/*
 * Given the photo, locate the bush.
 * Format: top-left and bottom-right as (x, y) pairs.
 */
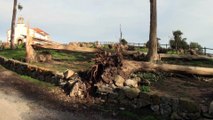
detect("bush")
(158, 48), (168, 53)
(127, 45), (135, 51)
(169, 30), (189, 50)
(189, 42), (203, 53)
(17, 43), (26, 49)
(120, 39), (128, 45)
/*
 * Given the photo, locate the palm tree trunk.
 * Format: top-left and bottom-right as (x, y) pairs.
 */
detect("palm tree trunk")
(10, 0), (18, 49)
(146, 0), (158, 62)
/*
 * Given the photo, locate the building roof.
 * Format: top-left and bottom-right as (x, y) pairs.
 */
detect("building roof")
(32, 28), (49, 36)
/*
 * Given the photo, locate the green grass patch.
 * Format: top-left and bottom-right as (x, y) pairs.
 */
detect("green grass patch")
(135, 47), (148, 52)
(38, 50), (95, 62)
(0, 48), (95, 72)
(0, 48), (25, 60)
(0, 48), (95, 62)
(20, 75), (55, 89)
(162, 58), (213, 68)
(136, 72), (165, 83)
(140, 85), (150, 93)
(167, 50), (178, 55)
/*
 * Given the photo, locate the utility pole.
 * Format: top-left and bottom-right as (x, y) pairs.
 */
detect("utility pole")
(119, 24), (123, 41)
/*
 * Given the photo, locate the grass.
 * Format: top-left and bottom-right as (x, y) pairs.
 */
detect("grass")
(0, 48), (95, 72)
(37, 49), (95, 62)
(167, 50), (178, 55)
(162, 58), (213, 68)
(140, 85), (150, 93)
(0, 48), (25, 61)
(20, 75), (55, 89)
(135, 47), (148, 52)
(136, 72), (165, 83)
(0, 48), (95, 62)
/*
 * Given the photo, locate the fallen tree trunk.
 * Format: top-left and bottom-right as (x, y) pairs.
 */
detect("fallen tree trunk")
(122, 60), (213, 76)
(159, 54), (213, 60)
(32, 43), (97, 53)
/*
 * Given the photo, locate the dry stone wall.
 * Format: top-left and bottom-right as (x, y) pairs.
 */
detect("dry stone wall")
(100, 89), (203, 120)
(0, 56), (63, 85)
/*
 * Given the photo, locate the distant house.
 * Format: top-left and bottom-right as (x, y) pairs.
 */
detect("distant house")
(7, 16), (51, 45)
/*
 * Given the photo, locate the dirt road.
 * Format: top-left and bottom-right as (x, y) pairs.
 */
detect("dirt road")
(0, 66), (114, 120)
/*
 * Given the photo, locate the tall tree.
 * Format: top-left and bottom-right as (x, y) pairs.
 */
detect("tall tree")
(169, 30), (189, 51)
(146, 0), (158, 62)
(10, 0), (18, 49)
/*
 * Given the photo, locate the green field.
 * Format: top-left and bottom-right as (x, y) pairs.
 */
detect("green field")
(0, 48), (95, 72)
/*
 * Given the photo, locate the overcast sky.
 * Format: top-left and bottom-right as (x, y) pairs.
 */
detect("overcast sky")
(1, 0), (213, 49)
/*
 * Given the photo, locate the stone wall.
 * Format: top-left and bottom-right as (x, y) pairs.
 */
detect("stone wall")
(0, 56), (63, 85)
(99, 87), (212, 120)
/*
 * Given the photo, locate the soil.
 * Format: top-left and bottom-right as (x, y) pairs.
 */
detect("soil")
(0, 65), (117, 120)
(151, 75), (213, 105)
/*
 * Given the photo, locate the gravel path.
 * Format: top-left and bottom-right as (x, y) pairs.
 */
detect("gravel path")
(0, 89), (84, 120)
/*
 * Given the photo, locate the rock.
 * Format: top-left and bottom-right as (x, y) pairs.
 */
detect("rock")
(124, 79), (138, 88)
(133, 77), (141, 82)
(122, 87), (140, 99)
(112, 112), (117, 116)
(63, 70), (75, 79)
(141, 79), (151, 86)
(171, 98), (179, 112)
(69, 81), (79, 97)
(179, 98), (200, 113)
(120, 99), (130, 105)
(45, 54), (52, 62)
(160, 103), (172, 117)
(200, 105), (209, 113)
(189, 49), (197, 55)
(151, 105), (160, 113)
(151, 95), (161, 105)
(37, 54), (46, 62)
(116, 89), (126, 102)
(209, 101), (213, 116)
(114, 75), (125, 87)
(97, 85), (114, 94)
(186, 113), (201, 120)
(36, 51), (52, 62)
(171, 112), (182, 120)
(137, 93), (151, 107)
(119, 107), (125, 111)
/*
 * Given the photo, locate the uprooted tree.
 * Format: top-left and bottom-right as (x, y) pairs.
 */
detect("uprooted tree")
(88, 45), (124, 85)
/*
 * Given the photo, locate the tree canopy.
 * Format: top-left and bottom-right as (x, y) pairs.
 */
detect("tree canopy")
(169, 30), (189, 50)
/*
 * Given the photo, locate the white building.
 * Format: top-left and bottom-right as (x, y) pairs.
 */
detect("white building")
(7, 16), (51, 45)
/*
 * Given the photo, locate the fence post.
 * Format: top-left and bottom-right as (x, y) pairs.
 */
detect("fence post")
(204, 47), (207, 55)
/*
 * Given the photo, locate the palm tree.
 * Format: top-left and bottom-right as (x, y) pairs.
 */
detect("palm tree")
(10, 0), (18, 49)
(146, 0), (158, 62)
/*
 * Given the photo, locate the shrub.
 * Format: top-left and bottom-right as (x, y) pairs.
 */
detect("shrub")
(120, 39), (128, 45)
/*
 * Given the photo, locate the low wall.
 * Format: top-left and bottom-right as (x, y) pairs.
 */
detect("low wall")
(107, 92), (201, 120)
(98, 87), (211, 120)
(0, 56), (63, 85)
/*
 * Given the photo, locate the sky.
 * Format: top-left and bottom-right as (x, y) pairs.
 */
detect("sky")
(1, 0), (213, 50)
